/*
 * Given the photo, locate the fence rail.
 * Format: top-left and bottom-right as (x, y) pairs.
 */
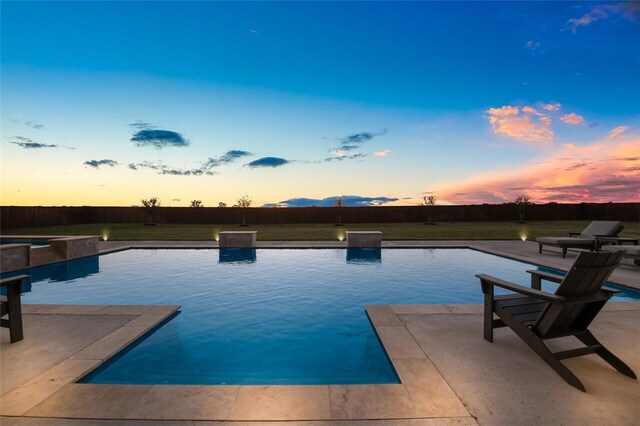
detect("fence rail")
(1, 203), (638, 229)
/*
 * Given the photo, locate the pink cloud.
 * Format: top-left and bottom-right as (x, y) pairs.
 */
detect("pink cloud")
(542, 103), (561, 111)
(486, 105), (554, 144)
(436, 137), (640, 204)
(374, 150), (391, 157)
(560, 113), (585, 125)
(487, 106), (519, 116)
(608, 126), (629, 140)
(567, 3), (640, 33)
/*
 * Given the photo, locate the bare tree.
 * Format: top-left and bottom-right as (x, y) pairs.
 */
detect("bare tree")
(514, 194), (531, 223)
(141, 197), (161, 225)
(234, 195), (253, 208)
(190, 200), (203, 208)
(421, 194), (437, 224)
(334, 197), (345, 226)
(234, 195), (253, 226)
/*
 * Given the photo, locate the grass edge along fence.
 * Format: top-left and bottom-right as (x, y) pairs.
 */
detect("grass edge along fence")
(1, 203), (639, 230)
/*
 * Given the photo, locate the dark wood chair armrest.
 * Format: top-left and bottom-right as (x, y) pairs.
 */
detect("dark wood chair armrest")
(567, 232), (582, 237)
(0, 275), (30, 286)
(476, 274), (566, 302)
(565, 292), (614, 305)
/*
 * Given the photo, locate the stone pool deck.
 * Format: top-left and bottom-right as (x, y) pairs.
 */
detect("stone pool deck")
(2, 240), (639, 425)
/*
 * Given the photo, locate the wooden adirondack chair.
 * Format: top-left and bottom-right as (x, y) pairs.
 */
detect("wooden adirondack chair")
(1, 275), (28, 343)
(477, 251), (636, 391)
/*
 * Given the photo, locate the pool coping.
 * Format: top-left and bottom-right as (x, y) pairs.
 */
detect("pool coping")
(0, 303), (477, 422)
(5, 238), (637, 289)
(0, 305), (180, 417)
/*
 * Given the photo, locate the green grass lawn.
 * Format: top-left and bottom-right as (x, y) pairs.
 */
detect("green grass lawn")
(3, 221), (638, 241)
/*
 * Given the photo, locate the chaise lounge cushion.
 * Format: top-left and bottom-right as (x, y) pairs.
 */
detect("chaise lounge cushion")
(536, 237), (594, 245)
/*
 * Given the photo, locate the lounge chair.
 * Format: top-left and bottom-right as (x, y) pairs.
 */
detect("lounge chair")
(476, 251), (636, 391)
(536, 220), (624, 258)
(1, 275), (28, 343)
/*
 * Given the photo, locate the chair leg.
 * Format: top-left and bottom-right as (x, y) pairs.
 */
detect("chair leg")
(6, 280), (24, 343)
(484, 308), (493, 343)
(538, 243), (542, 254)
(576, 331), (637, 379)
(482, 283), (494, 342)
(562, 247), (567, 258)
(496, 307), (586, 391)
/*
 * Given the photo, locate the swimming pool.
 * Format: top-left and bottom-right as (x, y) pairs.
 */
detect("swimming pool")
(3, 248), (638, 385)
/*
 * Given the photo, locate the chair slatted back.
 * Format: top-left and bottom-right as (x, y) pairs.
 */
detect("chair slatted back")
(534, 251), (624, 338)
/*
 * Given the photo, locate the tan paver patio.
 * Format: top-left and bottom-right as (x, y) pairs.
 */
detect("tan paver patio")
(2, 240), (639, 424)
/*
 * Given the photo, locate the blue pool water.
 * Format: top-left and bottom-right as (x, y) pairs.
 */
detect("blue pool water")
(3, 248), (638, 385)
(0, 239), (49, 246)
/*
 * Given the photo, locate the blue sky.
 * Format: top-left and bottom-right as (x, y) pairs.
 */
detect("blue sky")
(1, 1), (639, 206)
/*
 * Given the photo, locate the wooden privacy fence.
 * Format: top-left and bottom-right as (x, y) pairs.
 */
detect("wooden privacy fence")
(1, 203), (638, 229)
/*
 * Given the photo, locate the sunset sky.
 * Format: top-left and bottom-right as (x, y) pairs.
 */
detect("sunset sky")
(1, 1), (639, 207)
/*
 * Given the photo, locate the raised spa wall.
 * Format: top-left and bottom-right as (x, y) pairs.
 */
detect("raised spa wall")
(346, 231), (383, 248)
(218, 231), (257, 248)
(0, 236), (100, 273)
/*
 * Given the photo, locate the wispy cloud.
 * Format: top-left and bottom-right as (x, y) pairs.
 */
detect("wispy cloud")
(524, 40), (541, 51)
(128, 160), (216, 176)
(161, 168), (215, 176)
(12, 119), (44, 130)
(264, 195), (399, 207)
(334, 129), (387, 152)
(84, 159), (118, 168)
(608, 125), (629, 140)
(246, 157), (290, 168)
(202, 150), (253, 169)
(436, 136), (640, 204)
(560, 113), (585, 125)
(566, 3), (640, 33)
(10, 136), (58, 149)
(374, 150), (391, 157)
(129, 121), (156, 130)
(486, 105), (553, 144)
(324, 152), (366, 162)
(128, 161), (160, 171)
